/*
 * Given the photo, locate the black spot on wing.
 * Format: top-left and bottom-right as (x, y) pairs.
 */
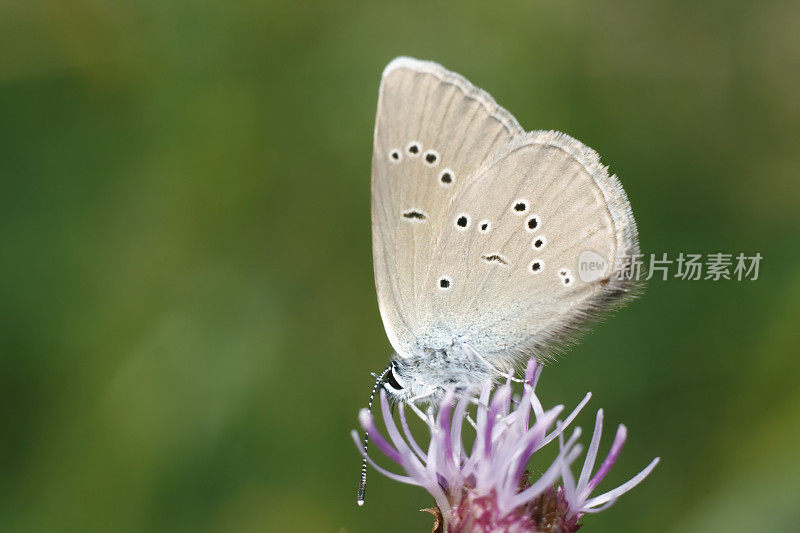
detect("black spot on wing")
(481, 254), (509, 265)
(402, 209), (427, 220)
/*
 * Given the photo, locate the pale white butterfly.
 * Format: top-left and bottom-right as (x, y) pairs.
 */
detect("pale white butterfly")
(357, 57), (639, 504)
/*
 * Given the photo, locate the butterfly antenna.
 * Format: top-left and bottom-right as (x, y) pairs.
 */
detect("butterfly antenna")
(357, 363), (392, 507)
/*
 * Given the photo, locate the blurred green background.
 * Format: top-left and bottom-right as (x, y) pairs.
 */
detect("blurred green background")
(1, 1), (799, 531)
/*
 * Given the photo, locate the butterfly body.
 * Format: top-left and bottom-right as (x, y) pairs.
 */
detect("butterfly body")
(370, 57), (640, 406)
(383, 343), (507, 404)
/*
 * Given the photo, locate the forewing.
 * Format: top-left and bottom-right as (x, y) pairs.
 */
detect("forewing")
(371, 57), (523, 357)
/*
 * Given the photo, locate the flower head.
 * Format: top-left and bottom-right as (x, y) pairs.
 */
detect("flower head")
(352, 358), (659, 532)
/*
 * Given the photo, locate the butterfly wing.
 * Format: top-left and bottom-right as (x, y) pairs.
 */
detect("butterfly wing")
(372, 58), (639, 367)
(427, 130), (639, 366)
(372, 57), (523, 357)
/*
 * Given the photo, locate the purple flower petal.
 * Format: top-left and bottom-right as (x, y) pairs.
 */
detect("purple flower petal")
(398, 404), (427, 461)
(584, 457), (660, 509)
(357, 409), (404, 465)
(586, 424), (627, 493)
(578, 408), (605, 490)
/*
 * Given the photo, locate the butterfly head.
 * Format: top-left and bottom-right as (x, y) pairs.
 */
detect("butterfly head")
(381, 360), (422, 404)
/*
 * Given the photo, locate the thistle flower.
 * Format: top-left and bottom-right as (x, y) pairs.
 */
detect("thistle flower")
(352, 359), (659, 532)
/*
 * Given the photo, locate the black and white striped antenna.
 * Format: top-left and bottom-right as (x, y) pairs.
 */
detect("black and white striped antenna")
(356, 364), (392, 506)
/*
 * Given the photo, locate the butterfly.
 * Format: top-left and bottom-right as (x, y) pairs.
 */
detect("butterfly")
(357, 58), (640, 504)
(368, 57), (640, 407)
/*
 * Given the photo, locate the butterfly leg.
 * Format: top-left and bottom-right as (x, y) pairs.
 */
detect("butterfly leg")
(407, 399), (435, 428)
